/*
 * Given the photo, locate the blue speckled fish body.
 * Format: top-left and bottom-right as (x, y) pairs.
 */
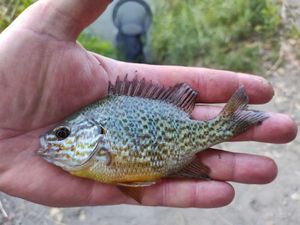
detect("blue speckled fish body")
(38, 76), (268, 187)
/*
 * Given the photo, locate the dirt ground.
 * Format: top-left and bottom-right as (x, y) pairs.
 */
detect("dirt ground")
(1, 1), (299, 225)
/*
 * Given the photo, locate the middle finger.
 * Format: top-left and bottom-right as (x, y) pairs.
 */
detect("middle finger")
(197, 148), (278, 184)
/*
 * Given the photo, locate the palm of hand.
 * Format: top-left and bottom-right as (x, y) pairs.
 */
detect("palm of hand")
(0, 27), (119, 207)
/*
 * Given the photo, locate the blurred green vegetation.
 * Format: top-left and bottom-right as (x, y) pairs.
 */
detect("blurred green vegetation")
(77, 33), (118, 59)
(0, 0), (32, 32)
(288, 26), (300, 38)
(0, 1), (118, 58)
(150, 0), (282, 73)
(2, 0), (299, 71)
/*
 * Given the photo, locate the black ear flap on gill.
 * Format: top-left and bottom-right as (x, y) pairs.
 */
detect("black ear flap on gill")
(86, 118), (106, 135)
(108, 75), (198, 114)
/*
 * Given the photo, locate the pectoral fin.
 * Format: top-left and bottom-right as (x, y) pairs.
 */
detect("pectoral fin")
(168, 157), (211, 180)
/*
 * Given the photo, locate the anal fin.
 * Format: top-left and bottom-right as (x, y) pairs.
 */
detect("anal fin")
(117, 181), (156, 204)
(117, 181), (156, 187)
(117, 186), (144, 204)
(168, 157), (211, 180)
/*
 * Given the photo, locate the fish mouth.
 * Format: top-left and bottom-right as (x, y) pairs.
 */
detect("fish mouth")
(37, 135), (52, 158)
(37, 147), (46, 156)
(36, 147), (53, 161)
(36, 135), (77, 170)
(37, 134), (106, 171)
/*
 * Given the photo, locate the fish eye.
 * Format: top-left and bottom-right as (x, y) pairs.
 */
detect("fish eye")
(54, 126), (71, 140)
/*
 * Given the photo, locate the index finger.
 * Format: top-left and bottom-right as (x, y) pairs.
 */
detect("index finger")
(111, 61), (274, 104)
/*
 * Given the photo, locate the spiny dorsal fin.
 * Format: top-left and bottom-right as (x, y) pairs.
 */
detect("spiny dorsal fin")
(108, 75), (198, 114)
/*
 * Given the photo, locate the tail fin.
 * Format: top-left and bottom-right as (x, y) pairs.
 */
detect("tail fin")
(219, 86), (268, 136)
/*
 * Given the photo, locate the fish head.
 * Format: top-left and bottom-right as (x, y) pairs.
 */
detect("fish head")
(38, 114), (106, 170)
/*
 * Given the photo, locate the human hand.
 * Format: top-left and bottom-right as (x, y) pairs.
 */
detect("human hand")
(0, 0), (297, 208)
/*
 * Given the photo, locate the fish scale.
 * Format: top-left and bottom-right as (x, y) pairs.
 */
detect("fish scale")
(38, 77), (268, 193)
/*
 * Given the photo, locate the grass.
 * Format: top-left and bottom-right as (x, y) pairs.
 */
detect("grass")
(2, 0), (298, 71)
(0, 0), (33, 32)
(149, 0), (282, 73)
(77, 33), (118, 59)
(1, 1), (119, 59)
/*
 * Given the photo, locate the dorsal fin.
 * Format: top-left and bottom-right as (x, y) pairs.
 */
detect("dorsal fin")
(108, 75), (198, 114)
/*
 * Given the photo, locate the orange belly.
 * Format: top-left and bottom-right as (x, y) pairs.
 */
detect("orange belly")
(70, 164), (162, 184)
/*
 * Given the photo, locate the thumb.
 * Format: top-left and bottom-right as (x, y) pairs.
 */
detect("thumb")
(11, 0), (112, 41)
